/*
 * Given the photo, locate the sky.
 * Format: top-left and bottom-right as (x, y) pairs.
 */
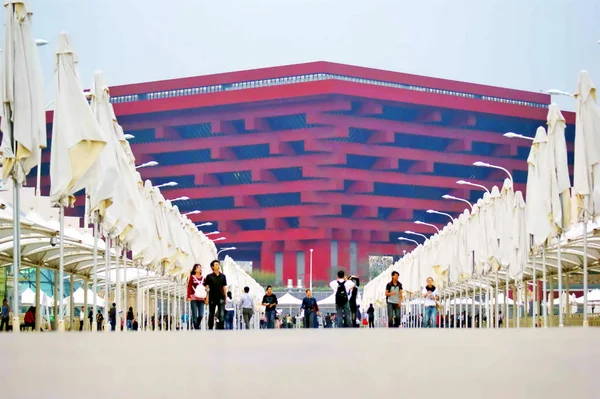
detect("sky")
(22, 0), (600, 113)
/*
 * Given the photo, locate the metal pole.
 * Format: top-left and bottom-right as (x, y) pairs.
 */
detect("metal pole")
(11, 178), (21, 333)
(505, 271), (509, 329)
(542, 248), (548, 328)
(309, 249), (313, 292)
(558, 239), (564, 327)
(583, 220), (589, 327)
(57, 204), (65, 332)
(532, 250), (537, 328)
(154, 273), (158, 332)
(103, 237), (110, 332)
(92, 214), (98, 331)
(35, 266), (41, 331)
(115, 243), (121, 333)
(495, 273), (499, 328)
(478, 275), (483, 328)
(136, 265), (140, 332)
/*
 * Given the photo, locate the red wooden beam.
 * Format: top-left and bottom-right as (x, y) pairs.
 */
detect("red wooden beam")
(234, 195), (260, 208)
(408, 161), (434, 174)
(415, 109), (442, 123)
(194, 173), (221, 186)
(155, 125), (181, 139)
(352, 206), (378, 219)
(269, 142), (295, 156)
(301, 191), (465, 213)
(251, 169), (277, 183)
(367, 130), (395, 144)
(118, 97), (352, 129)
(313, 217), (441, 233)
(266, 218), (289, 229)
(388, 209), (413, 221)
(356, 101), (383, 116)
(346, 181), (373, 194)
(191, 204), (340, 222)
(222, 227), (329, 242)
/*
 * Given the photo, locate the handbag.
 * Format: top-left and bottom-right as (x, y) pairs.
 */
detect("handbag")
(435, 301), (442, 312)
(192, 276), (207, 299)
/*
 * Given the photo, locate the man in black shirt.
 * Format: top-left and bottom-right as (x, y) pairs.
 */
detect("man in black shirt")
(261, 286), (278, 329)
(204, 260), (227, 330)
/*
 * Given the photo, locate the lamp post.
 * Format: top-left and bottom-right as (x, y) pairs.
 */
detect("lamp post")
(183, 210), (201, 216)
(503, 132), (534, 141)
(426, 209), (454, 222)
(404, 231), (428, 240)
(136, 161), (158, 169)
(473, 161), (513, 183)
(398, 237), (419, 246)
(211, 237), (226, 242)
(123, 134), (135, 140)
(155, 181), (178, 188)
(169, 196), (190, 202)
(204, 231), (220, 236)
(456, 180), (490, 194)
(414, 220), (440, 233)
(217, 246), (236, 257)
(196, 222), (212, 228)
(442, 194), (473, 210)
(309, 248), (313, 292)
(545, 89), (573, 97)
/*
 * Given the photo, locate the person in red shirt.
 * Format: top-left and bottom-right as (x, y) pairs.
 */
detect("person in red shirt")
(24, 306), (35, 330)
(187, 264), (207, 330)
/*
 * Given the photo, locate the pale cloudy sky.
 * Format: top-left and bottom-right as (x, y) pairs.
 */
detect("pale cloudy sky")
(24, 0), (600, 112)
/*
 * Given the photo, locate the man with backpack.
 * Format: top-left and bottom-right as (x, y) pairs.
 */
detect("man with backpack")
(329, 270), (355, 328)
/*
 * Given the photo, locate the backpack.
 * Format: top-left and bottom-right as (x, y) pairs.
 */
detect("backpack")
(335, 281), (348, 306)
(192, 276), (207, 299)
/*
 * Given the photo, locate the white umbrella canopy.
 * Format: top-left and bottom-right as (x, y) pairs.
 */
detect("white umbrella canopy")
(575, 289), (600, 305)
(573, 70), (600, 220)
(525, 126), (553, 246)
(0, 0), (46, 184)
(546, 104), (572, 232)
(60, 287), (105, 308)
(49, 32), (107, 207)
(317, 293), (336, 306)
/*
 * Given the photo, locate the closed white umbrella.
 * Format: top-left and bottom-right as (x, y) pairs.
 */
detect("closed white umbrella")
(573, 70), (600, 327)
(573, 70), (600, 220)
(1, 0), (47, 333)
(49, 32), (107, 331)
(546, 103), (571, 327)
(525, 126), (553, 247)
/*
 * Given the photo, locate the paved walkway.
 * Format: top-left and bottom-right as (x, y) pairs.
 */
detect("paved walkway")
(1, 328), (599, 398)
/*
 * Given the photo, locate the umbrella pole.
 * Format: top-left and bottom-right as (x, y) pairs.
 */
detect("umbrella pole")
(115, 242), (121, 333)
(532, 252), (537, 328)
(471, 284), (476, 329)
(558, 238), (564, 327)
(478, 275), (483, 329)
(103, 237), (110, 332)
(153, 273), (158, 332)
(11, 178), (21, 333)
(542, 248), (548, 328)
(583, 220), (589, 327)
(495, 272), (499, 328)
(91, 212), (98, 331)
(136, 264), (140, 333)
(57, 204), (65, 332)
(505, 270), (509, 329)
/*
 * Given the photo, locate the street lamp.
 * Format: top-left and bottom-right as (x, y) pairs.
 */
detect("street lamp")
(309, 248), (313, 292)
(473, 161), (513, 182)
(442, 194), (473, 210)
(136, 161), (158, 169)
(170, 196), (189, 202)
(456, 180), (490, 194)
(426, 209), (454, 222)
(124, 134), (135, 140)
(217, 246), (236, 257)
(155, 181), (178, 188)
(504, 132), (533, 141)
(211, 237), (226, 242)
(404, 231), (427, 240)
(414, 220), (440, 233)
(398, 237), (419, 246)
(35, 39), (49, 46)
(546, 89), (573, 97)
(183, 210), (201, 216)
(205, 231), (220, 236)
(196, 222), (213, 228)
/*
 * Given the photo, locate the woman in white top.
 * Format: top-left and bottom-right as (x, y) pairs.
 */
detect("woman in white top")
(423, 277), (439, 328)
(186, 264), (207, 330)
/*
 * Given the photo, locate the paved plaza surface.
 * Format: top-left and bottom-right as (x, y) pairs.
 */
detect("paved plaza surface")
(1, 328), (599, 399)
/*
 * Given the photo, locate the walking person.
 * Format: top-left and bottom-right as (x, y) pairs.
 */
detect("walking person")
(186, 264), (206, 330)
(423, 277), (439, 328)
(385, 271), (403, 328)
(109, 303), (116, 331)
(367, 303), (375, 328)
(0, 299), (9, 331)
(79, 306), (85, 331)
(301, 289), (319, 328)
(261, 286), (278, 329)
(126, 307), (134, 331)
(205, 260), (227, 330)
(88, 308), (94, 330)
(330, 270), (355, 328)
(240, 286), (254, 329)
(348, 276), (360, 328)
